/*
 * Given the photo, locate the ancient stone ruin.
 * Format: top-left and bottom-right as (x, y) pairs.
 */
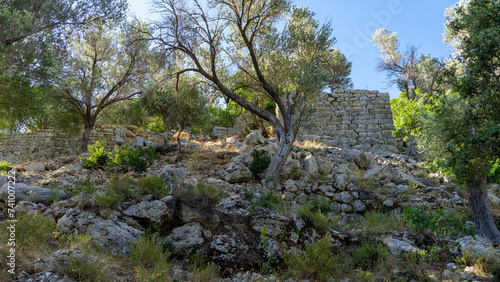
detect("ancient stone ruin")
(214, 89), (400, 153)
(0, 89), (399, 164)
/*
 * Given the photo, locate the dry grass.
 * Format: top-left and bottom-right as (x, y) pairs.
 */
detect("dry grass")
(293, 140), (327, 150)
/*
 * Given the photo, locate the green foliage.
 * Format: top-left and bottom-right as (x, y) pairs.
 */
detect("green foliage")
(94, 176), (135, 209)
(391, 91), (435, 142)
(78, 142), (162, 173)
(58, 256), (109, 282)
(249, 149), (271, 176)
(402, 206), (474, 237)
(174, 182), (229, 205)
(488, 159), (500, 184)
(80, 141), (110, 169)
(70, 178), (97, 196)
(187, 254), (220, 281)
(137, 175), (167, 198)
(130, 235), (171, 281)
(108, 145), (160, 173)
(297, 206), (331, 233)
(0, 160), (12, 172)
(352, 241), (388, 270)
(0, 213), (56, 249)
(362, 211), (407, 234)
(283, 234), (338, 281)
(249, 190), (286, 212)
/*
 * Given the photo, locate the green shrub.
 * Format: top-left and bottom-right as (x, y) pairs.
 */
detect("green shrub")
(352, 241), (388, 270)
(283, 235), (338, 281)
(80, 141), (110, 169)
(187, 254), (220, 281)
(298, 206), (332, 233)
(0, 160), (12, 172)
(362, 211), (406, 234)
(488, 158), (500, 184)
(249, 190), (286, 212)
(94, 176), (135, 209)
(58, 256), (108, 282)
(108, 145), (160, 173)
(401, 206), (474, 237)
(130, 235), (170, 281)
(0, 213), (57, 250)
(137, 175), (167, 198)
(175, 182), (229, 204)
(71, 178), (97, 195)
(249, 149), (271, 176)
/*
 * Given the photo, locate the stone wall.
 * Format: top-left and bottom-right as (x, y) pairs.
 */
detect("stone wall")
(0, 124), (165, 165)
(213, 89), (399, 153)
(297, 89), (398, 153)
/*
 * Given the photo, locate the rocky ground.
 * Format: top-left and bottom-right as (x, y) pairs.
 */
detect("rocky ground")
(0, 131), (499, 281)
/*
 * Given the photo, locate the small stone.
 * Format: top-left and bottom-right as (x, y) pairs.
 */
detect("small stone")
(383, 200), (394, 207)
(25, 162), (45, 172)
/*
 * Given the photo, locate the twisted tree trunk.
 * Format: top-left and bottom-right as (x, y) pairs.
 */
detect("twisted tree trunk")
(469, 173), (500, 246)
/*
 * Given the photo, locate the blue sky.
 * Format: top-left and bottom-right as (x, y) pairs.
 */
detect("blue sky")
(128, 0), (458, 99)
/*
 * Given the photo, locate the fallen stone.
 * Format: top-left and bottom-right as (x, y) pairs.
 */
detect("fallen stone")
(222, 161), (252, 183)
(0, 183), (65, 204)
(457, 235), (500, 263)
(25, 162), (45, 172)
(244, 131), (265, 146)
(123, 200), (171, 228)
(250, 207), (291, 238)
(14, 271), (75, 282)
(383, 237), (420, 256)
(165, 222), (205, 256)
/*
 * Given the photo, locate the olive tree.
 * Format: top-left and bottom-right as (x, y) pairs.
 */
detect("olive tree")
(146, 0), (334, 185)
(56, 20), (153, 152)
(419, 0), (500, 245)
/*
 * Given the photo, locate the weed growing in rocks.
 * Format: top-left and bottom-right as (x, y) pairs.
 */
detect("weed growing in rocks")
(249, 190), (287, 213)
(137, 174), (168, 198)
(70, 178), (97, 196)
(352, 241), (389, 271)
(249, 149), (271, 180)
(297, 205), (332, 234)
(80, 141), (110, 169)
(129, 235), (171, 280)
(0, 213), (57, 250)
(58, 255), (109, 282)
(94, 176), (136, 209)
(282, 234), (339, 281)
(187, 254), (221, 281)
(175, 181), (230, 204)
(0, 160), (12, 174)
(361, 211), (407, 234)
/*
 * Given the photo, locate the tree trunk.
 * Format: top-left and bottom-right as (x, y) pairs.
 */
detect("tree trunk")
(407, 135), (417, 156)
(469, 173), (500, 246)
(265, 122), (296, 188)
(80, 122), (93, 153)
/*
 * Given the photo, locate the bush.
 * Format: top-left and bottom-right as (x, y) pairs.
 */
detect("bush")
(94, 176), (135, 209)
(137, 175), (168, 198)
(0, 160), (12, 173)
(108, 145), (160, 173)
(80, 141), (110, 169)
(298, 205), (332, 233)
(80, 142), (160, 173)
(352, 241), (388, 270)
(283, 235), (338, 281)
(362, 211), (406, 234)
(174, 182), (229, 204)
(0, 213), (57, 250)
(70, 178), (97, 195)
(249, 190), (286, 212)
(488, 158), (500, 184)
(249, 149), (271, 177)
(129, 235), (171, 281)
(58, 256), (108, 282)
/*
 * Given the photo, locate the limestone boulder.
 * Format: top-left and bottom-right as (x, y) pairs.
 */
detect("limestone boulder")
(222, 161), (252, 183)
(25, 162), (45, 172)
(363, 164), (390, 181)
(123, 200), (172, 228)
(304, 153), (318, 174)
(249, 207), (291, 238)
(0, 183), (66, 204)
(165, 222), (205, 256)
(383, 237), (420, 257)
(457, 235), (500, 263)
(244, 130), (265, 146)
(57, 208), (143, 252)
(15, 272), (75, 282)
